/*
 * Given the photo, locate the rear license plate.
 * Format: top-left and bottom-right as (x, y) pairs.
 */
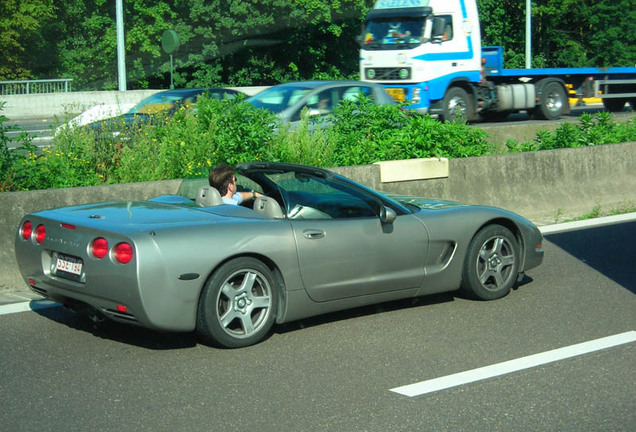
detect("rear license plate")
(55, 254), (83, 276)
(386, 88), (406, 102)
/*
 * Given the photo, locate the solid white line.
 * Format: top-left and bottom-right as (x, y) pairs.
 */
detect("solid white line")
(0, 300), (59, 316)
(539, 213), (636, 235)
(391, 331), (636, 397)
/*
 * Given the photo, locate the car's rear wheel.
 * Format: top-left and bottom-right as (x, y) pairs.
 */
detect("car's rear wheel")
(197, 257), (278, 348)
(461, 225), (519, 300)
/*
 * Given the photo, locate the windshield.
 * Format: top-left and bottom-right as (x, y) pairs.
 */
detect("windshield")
(127, 92), (196, 115)
(246, 86), (312, 114)
(363, 17), (427, 49)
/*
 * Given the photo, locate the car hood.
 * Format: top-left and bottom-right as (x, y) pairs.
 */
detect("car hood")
(386, 194), (468, 210)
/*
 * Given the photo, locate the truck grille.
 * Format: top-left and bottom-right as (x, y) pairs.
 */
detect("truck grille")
(364, 67), (411, 81)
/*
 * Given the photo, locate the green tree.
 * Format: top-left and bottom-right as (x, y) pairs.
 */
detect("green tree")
(55, 0), (179, 90)
(478, 0), (636, 69)
(0, 0), (56, 80)
(587, 0), (636, 67)
(36, 0), (371, 90)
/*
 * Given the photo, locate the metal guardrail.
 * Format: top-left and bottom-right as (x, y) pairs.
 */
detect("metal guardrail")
(0, 79), (73, 95)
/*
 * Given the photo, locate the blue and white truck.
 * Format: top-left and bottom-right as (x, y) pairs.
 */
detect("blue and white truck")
(359, 0), (636, 121)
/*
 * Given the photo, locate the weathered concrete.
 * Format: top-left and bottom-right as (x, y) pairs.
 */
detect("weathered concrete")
(2, 142), (635, 293)
(1, 90), (161, 120)
(0, 87), (269, 120)
(364, 142), (636, 224)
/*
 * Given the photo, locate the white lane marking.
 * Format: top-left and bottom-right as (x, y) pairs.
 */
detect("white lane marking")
(539, 213), (636, 235)
(0, 300), (60, 316)
(391, 331), (636, 397)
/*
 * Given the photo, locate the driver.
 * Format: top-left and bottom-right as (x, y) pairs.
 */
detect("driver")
(209, 164), (261, 205)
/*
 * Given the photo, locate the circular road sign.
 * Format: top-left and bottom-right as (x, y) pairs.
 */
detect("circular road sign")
(162, 30), (180, 54)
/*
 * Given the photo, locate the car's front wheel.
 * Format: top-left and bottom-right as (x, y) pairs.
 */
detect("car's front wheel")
(197, 257), (278, 348)
(461, 225), (519, 300)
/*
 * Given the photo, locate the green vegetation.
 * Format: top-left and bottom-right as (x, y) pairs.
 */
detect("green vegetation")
(2, 97), (636, 192)
(505, 112), (636, 153)
(0, 97), (492, 190)
(555, 200), (636, 224)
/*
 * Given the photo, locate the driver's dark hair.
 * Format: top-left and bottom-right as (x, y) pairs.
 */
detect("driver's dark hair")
(209, 164), (235, 196)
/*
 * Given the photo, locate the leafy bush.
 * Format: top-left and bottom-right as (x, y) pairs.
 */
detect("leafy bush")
(0, 101), (42, 191)
(506, 112), (636, 152)
(2, 97), (635, 192)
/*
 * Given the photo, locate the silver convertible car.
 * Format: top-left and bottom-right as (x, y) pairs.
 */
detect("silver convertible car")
(15, 162), (543, 348)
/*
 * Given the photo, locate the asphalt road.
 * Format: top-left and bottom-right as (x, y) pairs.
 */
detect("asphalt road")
(4, 117), (57, 149)
(1, 219), (634, 432)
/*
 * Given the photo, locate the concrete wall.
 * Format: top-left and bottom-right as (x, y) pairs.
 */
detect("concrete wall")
(2, 141), (635, 293)
(331, 142), (636, 225)
(1, 87), (270, 120)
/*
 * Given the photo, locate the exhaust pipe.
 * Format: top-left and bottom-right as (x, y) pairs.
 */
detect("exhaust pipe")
(63, 302), (106, 324)
(87, 309), (106, 324)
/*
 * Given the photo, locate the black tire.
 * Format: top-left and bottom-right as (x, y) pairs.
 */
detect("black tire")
(461, 225), (519, 300)
(602, 98), (626, 112)
(197, 257), (278, 348)
(533, 81), (567, 120)
(440, 87), (475, 122)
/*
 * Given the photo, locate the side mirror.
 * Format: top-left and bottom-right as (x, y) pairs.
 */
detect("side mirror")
(379, 206), (397, 224)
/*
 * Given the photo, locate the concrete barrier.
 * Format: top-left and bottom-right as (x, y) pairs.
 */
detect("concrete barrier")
(1, 87), (270, 120)
(2, 141), (635, 293)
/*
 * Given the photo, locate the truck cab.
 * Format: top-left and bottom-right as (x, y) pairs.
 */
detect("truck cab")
(360, 0), (482, 120)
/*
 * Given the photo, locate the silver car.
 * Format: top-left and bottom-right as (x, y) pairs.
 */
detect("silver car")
(245, 80), (396, 126)
(15, 162), (543, 348)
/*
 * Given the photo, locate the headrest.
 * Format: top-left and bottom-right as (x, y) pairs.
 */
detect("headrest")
(195, 186), (223, 207)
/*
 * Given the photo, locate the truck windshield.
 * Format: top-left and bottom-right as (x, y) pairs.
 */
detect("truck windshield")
(363, 17), (427, 50)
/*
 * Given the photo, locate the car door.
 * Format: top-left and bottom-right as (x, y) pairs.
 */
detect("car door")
(282, 174), (429, 302)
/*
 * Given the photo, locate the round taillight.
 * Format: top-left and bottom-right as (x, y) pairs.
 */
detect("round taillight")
(90, 237), (109, 259)
(35, 224), (46, 244)
(114, 242), (133, 264)
(21, 221), (33, 241)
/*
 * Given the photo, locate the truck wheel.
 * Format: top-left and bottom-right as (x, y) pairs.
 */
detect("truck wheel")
(534, 81), (567, 120)
(441, 87), (474, 122)
(197, 257), (278, 348)
(602, 99), (626, 112)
